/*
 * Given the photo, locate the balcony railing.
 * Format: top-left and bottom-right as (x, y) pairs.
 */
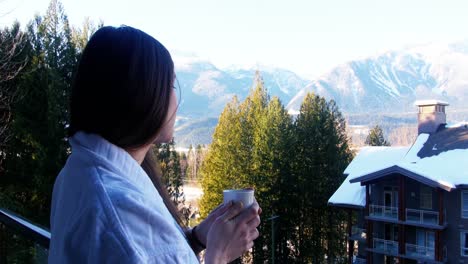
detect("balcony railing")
(350, 225), (366, 240)
(406, 243), (435, 259)
(373, 238), (398, 255)
(369, 205), (398, 219)
(406, 208), (439, 225)
(354, 257), (366, 264)
(0, 208), (50, 263)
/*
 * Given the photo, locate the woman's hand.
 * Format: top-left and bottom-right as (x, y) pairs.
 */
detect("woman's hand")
(193, 202), (233, 247)
(204, 201), (261, 264)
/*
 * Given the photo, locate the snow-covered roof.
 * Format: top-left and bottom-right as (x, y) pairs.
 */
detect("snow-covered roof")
(329, 124), (468, 208)
(397, 127), (468, 190)
(328, 174), (366, 208)
(328, 146), (409, 208)
(344, 146), (410, 178)
(414, 99), (449, 106)
(447, 121), (468, 128)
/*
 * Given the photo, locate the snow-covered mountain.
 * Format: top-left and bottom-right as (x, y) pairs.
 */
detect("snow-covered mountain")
(287, 41), (468, 113)
(172, 53), (308, 118)
(172, 42), (468, 146)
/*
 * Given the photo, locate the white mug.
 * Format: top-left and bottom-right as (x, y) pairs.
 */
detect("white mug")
(223, 189), (255, 208)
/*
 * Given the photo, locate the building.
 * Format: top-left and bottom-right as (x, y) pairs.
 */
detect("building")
(329, 100), (468, 264)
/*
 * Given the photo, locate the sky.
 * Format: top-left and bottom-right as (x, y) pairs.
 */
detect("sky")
(2, 0), (468, 79)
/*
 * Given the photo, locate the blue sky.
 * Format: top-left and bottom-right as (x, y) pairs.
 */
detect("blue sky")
(2, 0), (468, 78)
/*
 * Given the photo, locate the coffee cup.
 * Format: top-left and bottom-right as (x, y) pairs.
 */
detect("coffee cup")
(223, 189), (254, 208)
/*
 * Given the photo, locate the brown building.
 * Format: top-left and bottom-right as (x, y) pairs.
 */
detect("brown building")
(329, 101), (468, 264)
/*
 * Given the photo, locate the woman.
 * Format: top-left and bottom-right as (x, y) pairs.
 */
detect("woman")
(48, 26), (261, 263)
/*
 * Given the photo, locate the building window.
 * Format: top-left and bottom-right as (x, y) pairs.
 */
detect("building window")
(462, 191), (468, 218)
(417, 229), (435, 249)
(420, 186), (432, 209)
(461, 231), (468, 257)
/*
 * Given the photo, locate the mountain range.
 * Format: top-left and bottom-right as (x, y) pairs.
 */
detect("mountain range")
(173, 41), (468, 147)
(173, 57), (308, 118)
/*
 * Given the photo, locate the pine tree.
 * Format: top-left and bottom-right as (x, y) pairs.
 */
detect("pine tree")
(289, 93), (352, 263)
(199, 96), (243, 217)
(195, 144), (204, 180)
(0, 22), (28, 170)
(71, 17), (103, 53)
(2, 0), (78, 224)
(199, 72), (294, 263)
(155, 140), (185, 207)
(1, 1), (78, 261)
(186, 144), (194, 180)
(200, 72), (270, 218)
(251, 96), (293, 263)
(365, 125), (391, 146)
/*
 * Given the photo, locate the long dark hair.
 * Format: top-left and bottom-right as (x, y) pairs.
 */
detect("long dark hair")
(68, 26), (185, 228)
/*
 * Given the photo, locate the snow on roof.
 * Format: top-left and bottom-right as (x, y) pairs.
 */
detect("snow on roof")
(399, 148), (468, 189)
(330, 129), (468, 207)
(328, 174), (366, 207)
(344, 146), (410, 178)
(414, 100), (449, 106)
(447, 121), (468, 128)
(328, 146), (409, 208)
(397, 132), (468, 189)
(402, 134), (429, 163)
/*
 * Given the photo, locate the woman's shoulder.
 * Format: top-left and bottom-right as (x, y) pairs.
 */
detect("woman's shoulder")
(93, 171), (197, 261)
(52, 157), (195, 261)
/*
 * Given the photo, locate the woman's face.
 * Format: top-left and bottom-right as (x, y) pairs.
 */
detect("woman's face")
(155, 88), (177, 144)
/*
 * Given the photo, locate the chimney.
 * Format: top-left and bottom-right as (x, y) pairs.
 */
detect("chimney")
(415, 100), (449, 134)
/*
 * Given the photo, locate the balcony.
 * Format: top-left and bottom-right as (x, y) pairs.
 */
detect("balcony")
(405, 243), (435, 259)
(353, 257), (366, 264)
(406, 208), (439, 225)
(0, 208), (50, 262)
(350, 225), (366, 241)
(373, 238), (398, 255)
(369, 205), (398, 220)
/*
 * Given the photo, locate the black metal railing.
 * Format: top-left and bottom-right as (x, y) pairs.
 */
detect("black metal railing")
(0, 208), (50, 263)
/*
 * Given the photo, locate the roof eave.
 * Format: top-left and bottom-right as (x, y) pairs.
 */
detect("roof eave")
(328, 202), (365, 210)
(349, 165), (454, 192)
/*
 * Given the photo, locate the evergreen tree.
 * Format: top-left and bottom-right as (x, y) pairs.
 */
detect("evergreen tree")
(0, 1), (78, 261)
(155, 140), (185, 207)
(250, 96), (293, 263)
(0, 21), (31, 264)
(0, 22), (28, 170)
(289, 93), (352, 263)
(195, 144), (204, 180)
(71, 17), (103, 53)
(2, 0), (77, 225)
(365, 125), (391, 146)
(200, 72), (270, 218)
(180, 151), (188, 181)
(200, 72), (293, 263)
(199, 96), (243, 217)
(186, 144), (194, 180)
(187, 143), (205, 182)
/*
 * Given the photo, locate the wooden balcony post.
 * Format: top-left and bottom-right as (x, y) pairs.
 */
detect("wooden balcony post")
(347, 209), (354, 264)
(438, 189), (444, 225)
(398, 175), (406, 261)
(399, 175), (405, 222)
(365, 184), (370, 217)
(436, 189), (444, 261)
(399, 225), (406, 255)
(366, 184), (373, 264)
(435, 230), (441, 261)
